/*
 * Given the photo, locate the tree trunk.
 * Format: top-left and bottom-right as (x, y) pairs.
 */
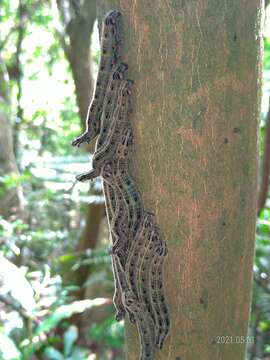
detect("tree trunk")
(0, 59), (24, 219)
(56, 0), (97, 126)
(56, 0), (105, 267)
(98, 1), (262, 359)
(56, 0), (109, 340)
(0, 112), (24, 219)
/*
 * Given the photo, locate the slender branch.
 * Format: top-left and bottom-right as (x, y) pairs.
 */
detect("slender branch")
(0, 293), (33, 323)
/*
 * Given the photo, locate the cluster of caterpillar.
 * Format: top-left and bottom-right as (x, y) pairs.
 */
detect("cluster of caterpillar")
(72, 9), (170, 360)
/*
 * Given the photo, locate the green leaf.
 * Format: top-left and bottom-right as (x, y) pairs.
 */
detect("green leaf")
(35, 298), (108, 335)
(63, 326), (78, 357)
(67, 347), (90, 360)
(43, 347), (64, 360)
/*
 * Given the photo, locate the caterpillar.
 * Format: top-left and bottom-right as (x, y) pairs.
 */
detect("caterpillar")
(150, 238), (170, 349)
(112, 257), (126, 321)
(101, 161), (132, 258)
(113, 161), (144, 238)
(103, 182), (126, 321)
(92, 80), (133, 169)
(124, 292), (156, 360)
(114, 254), (156, 360)
(113, 253), (136, 324)
(126, 212), (154, 298)
(138, 226), (163, 343)
(101, 160), (145, 257)
(96, 63), (129, 150)
(72, 10), (122, 147)
(103, 171), (133, 321)
(115, 128), (133, 160)
(75, 80), (133, 182)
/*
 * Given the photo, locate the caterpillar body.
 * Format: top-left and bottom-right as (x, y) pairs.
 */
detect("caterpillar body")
(137, 226), (162, 343)
(96, 63), (128, 149)
(76, 80), (133, 183)
(72, 10), (121, 147)
(150, 239), (170, 349)
(126, 213), (154, 297)
(114, 254), (156, 360)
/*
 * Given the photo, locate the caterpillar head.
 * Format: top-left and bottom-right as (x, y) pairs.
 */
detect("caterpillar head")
(101, 162), (114, 180)
(116, 129), (133, 159)
(104, 9), (121, 26)
(123, 290), (137, 308)
(113, 63), (128, 80)
(142, 212), (155, 229)
(119, 79), (134, 98)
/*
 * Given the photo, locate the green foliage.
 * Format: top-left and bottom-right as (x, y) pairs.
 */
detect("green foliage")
(35, 299), (107, 335)
(89, 317), (125, 350)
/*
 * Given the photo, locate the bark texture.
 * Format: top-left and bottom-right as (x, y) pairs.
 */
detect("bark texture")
(98, 1), (262, 359)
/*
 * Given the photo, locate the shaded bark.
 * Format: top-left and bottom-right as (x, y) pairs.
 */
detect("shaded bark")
(98, 1), (262, 359)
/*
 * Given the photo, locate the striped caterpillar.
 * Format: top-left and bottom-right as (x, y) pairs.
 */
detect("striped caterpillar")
(112, 258), (126, 321)
(101, 161), (132, 257)
(138, 226), (162, 344)
(114, 255), (156, 360)
(75, 80), (133, 182)
(103, 181), (126, 321)
(101, 160), (144, 256)
(72, 10), (121, 147)
(113, 161), (143, 238)
(150, 238), (170, 349)
(126, 213), (154, 298)
(95, 63), (128, 149)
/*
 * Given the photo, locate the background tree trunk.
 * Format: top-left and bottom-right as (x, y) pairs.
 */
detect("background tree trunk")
(56, 0), (97, 126)
(56, 0), (105, 276)
(98, 1), (262, 359)
(0, 59), (24, 219)
(56, 0), (110, 340)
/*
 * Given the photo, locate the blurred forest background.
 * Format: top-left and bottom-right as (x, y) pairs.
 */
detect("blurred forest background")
(0, 1), (268, 359)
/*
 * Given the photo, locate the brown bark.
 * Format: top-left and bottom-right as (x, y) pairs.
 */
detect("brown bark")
(258, 98), (270, 214)
(98, 1), (262, 359)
